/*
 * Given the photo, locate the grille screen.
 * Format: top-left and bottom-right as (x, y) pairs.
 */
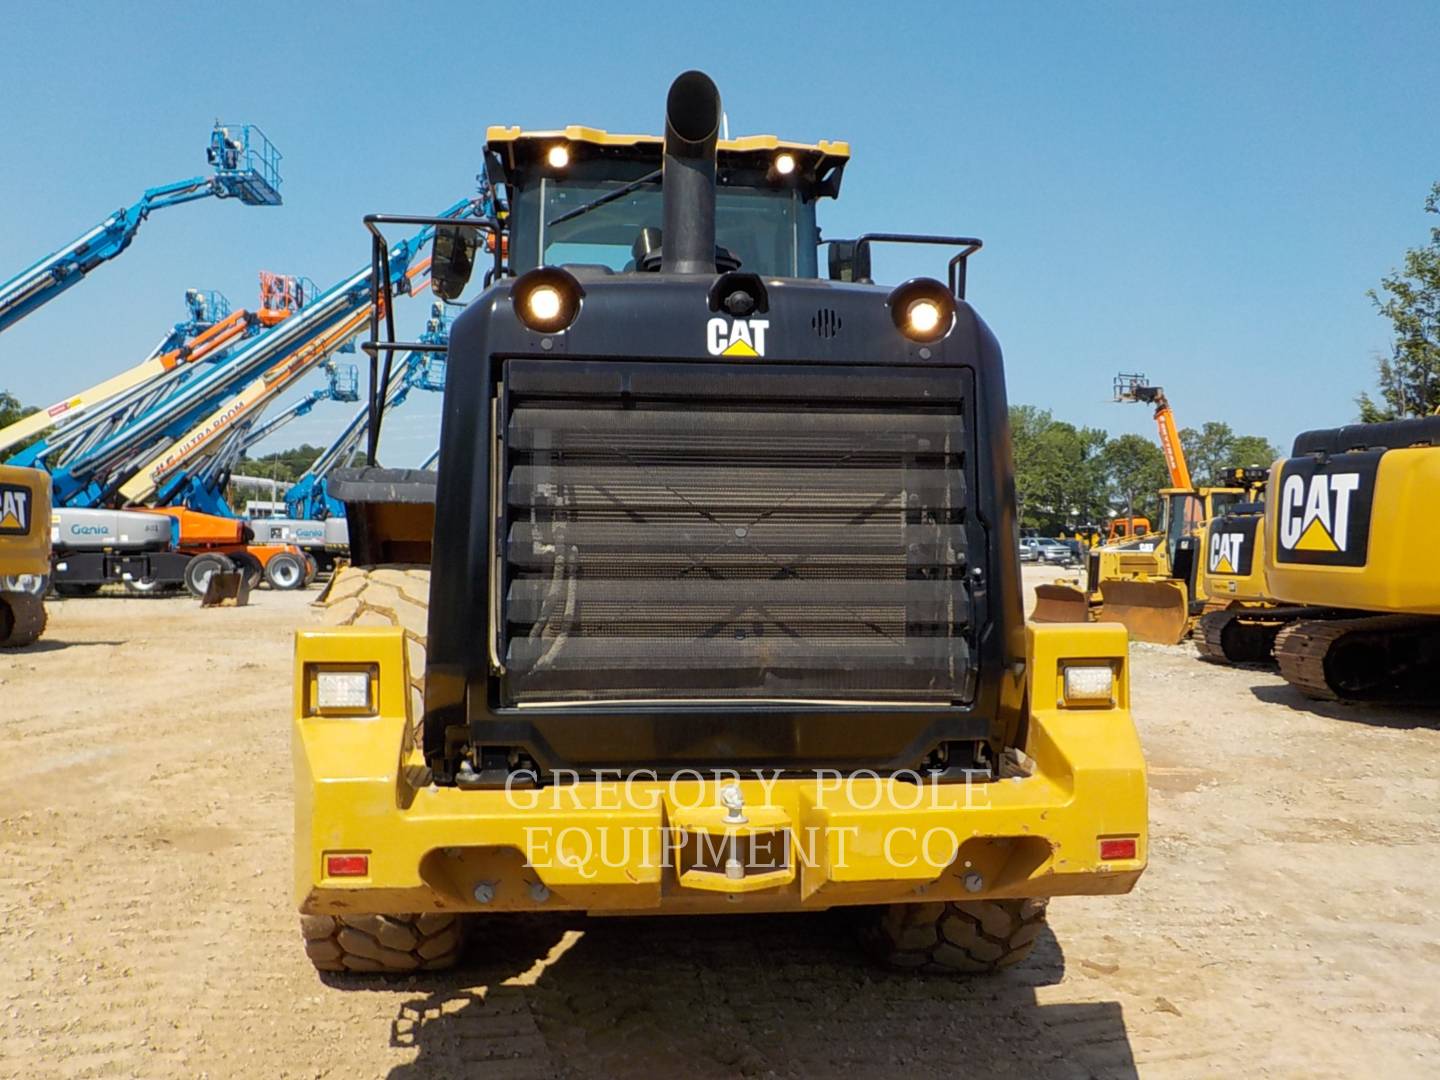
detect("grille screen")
(498, 362), (974, 705)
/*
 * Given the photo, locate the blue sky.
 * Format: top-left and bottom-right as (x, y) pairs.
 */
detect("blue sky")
(0, 1), (1435, 466)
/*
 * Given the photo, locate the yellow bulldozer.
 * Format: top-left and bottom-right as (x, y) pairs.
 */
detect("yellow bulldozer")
(0, 463), (51, 647)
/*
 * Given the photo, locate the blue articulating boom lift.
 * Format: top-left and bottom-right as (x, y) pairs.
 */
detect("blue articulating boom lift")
(6, 198), (474, 511)
(285, 304), (451, 520)
(0, 125), (282, 336)
(155, 360), (361, 516)
(2, 281), (303, 473)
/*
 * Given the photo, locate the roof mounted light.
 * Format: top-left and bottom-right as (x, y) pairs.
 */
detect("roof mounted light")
(888, 277), (955, 343)
(546, 144), (571, 169)
(511, 267), (584, 333)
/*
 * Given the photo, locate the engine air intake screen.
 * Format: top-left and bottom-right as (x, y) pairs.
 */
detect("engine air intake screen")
(498, 359), (976, 705)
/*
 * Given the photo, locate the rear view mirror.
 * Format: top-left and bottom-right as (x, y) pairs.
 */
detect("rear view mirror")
(431, 225), (478, 301)
(827, 239), (871, 283)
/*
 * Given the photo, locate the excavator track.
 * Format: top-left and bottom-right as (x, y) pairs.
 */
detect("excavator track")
(1274, 615), (1440, 704)
(1197, 609), (1277, 664)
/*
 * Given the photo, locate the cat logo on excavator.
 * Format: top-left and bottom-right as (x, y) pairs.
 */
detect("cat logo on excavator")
(1208, 516), (1257, 576)
(1274, 455), (1377, 567)
(0, 483), (32, 536)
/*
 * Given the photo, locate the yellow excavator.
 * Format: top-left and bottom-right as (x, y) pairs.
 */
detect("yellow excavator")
(0, 463), (51, 647)
(1033, 375), (1251, 643)
(1251, 416), (1439, 702)
(1193, 467), (1288, 663)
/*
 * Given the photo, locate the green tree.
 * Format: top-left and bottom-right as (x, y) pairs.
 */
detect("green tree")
(1009, 406), (1109, 532)
(1180, 422), (1281, 483)
(239, 443), (325, 484)
(0, 390), (36, 430)
(1358, 181), (1440, 420)
(1101, 434), (1168, 522)
(1228, 434), (1281, 469)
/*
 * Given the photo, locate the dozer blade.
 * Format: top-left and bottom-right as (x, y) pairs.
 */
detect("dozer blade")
(201, 571), (250, 608)
(1097, 579), (1189, 644)
(1031, 583), (1093, 623)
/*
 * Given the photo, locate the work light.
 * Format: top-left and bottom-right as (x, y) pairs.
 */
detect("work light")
(512, 267), (584, 333)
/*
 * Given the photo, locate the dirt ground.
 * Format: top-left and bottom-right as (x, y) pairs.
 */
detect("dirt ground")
(2, 567), (1437, 1078)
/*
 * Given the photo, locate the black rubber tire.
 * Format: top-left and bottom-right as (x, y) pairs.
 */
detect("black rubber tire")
(54, 582), (103, 598)
(300, 913), (465, 974)
(863, 898), (1048, 974)
(230, 551), (264, 591)
(264, 551), (306, 591)
(301, 552), (319, 587)
(0, 593), (47, 647)
(183, 553), (234, 598)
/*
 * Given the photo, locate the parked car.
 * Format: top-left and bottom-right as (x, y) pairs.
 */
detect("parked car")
(1018, 539), (1038, 563)
(1024, 538), (1078, 566)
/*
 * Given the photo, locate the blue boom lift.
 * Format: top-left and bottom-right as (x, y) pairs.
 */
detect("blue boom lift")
(0, 124), (282, 336)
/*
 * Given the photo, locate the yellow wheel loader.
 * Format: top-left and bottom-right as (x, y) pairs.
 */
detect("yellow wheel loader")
(1255, 418), (1440, 703)
(292, 72), (1147, 977)
(0, 464), (51, 647)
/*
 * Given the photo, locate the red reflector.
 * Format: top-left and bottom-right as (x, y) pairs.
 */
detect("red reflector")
(326, 853), (369, 877)
(1099, 838), (1137, 861)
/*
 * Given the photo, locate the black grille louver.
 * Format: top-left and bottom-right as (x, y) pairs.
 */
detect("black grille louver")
(498, 360), (975, 705)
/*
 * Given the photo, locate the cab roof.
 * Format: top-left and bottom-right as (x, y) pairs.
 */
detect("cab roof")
(485, 125), (849, 197)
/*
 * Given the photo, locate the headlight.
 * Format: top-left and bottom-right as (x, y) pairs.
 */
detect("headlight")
(306, 665), (377, 716)
(887, 278), (955, 343)
(773, 152), (796, 176)
(1061, 663), (1117, 707)
(526, 285), (563, 323)
(546, 144), (570, 169)
(511, 268), (584, 333)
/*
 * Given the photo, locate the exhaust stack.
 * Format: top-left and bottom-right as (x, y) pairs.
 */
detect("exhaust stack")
(660, 71), (721, 275)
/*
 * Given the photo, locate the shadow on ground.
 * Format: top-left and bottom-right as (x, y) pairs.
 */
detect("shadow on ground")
(1250, 683), (1440, 729)
(362, 912), (1136, 1079)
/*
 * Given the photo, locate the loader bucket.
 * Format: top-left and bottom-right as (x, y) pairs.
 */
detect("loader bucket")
(1031, 583), (1093, 623)
(201, 571), (250, 608)
(1097, 579), (1189, 644)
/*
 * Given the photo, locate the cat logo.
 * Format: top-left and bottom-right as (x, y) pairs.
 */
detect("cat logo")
(1207, 516), (1257, 576)
(0, 483), (32, 536)
(1274, 454), (1377, 567)
(706, 317), (768, 357)
(1209, 532), (1243, 574)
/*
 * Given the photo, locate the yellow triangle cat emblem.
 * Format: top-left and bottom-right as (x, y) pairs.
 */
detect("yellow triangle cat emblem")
(1215, 555), (1235, 574)
(0, 512), (19, 530)
(1295, 517), (1339, 552)
(721, 338), (759, 357)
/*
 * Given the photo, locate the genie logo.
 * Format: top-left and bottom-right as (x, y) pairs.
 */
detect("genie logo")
(0, 484), (32, 536)
(70, 524), (112, 536)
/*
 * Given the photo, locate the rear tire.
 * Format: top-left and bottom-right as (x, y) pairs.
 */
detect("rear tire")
(183, 553), (234, 597)
(124, 574), (174, 596)
(264, 551), (306, 591)
(300, 913), (464, 974)
(863, 898), (1048, 974)
(231, 552), (263, 591)
(0, 593), (47, 647)
(319, 565), (429, 738)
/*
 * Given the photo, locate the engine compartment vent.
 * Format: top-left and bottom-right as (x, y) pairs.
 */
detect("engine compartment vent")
(498, 359), (976, 707)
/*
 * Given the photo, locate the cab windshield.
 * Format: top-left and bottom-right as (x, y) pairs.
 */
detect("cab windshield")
(511, 178), (820, 278)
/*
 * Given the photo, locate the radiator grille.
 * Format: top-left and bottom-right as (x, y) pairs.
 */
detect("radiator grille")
(498, 362), (974, 705)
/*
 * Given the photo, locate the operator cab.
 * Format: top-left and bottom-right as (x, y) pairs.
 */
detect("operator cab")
(485, 126), (849, 279)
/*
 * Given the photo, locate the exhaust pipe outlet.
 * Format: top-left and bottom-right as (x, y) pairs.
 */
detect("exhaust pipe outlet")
(660, 70), (721, 275)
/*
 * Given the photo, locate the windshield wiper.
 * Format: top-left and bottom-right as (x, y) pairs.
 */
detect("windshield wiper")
(546, 169), (661, 228)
